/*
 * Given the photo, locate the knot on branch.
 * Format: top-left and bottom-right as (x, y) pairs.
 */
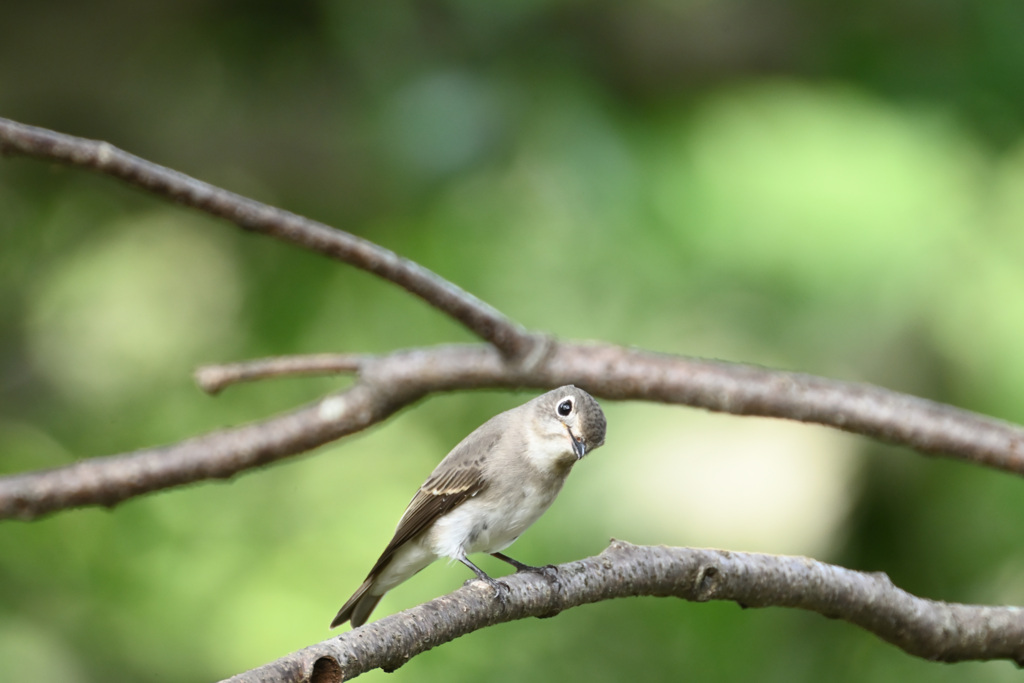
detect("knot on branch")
(870, 570), (894, 587)
(309, 656), (343, 683)
(605, 538), (637, 554)
(693, 564), (721, 602)
(503, 332), (555, 375)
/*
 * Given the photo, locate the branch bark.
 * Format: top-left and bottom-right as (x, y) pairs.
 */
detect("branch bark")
(2, 343), (1023, 520)
(223, 540), (1024, 682)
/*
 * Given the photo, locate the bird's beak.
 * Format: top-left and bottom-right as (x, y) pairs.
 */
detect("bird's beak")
(567, 427), (587, 460)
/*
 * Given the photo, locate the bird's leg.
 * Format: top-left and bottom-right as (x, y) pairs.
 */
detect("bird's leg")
(491, 552), (559, 580)
(457, 553), (509, 599)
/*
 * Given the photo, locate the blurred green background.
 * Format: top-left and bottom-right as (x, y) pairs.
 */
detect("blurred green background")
(3, 0), (1024, 681)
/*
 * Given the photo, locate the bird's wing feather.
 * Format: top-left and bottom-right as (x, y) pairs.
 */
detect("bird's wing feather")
(364, 425), (503, 577)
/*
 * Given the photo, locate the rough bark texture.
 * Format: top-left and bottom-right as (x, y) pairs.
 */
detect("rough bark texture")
(223, 542), (1024, 682)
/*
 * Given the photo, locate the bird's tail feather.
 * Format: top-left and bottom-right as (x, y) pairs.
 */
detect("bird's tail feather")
(330, 577), (382, 629)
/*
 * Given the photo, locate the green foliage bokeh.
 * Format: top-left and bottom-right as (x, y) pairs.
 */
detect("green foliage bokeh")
(2, 1), (1024, 681)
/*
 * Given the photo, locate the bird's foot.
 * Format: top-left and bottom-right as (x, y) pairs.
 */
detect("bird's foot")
(467, 575), (510, 600)
(459, 554), (510, 599)
(491, 552), (559, 582)
(520, 563), (559, 580)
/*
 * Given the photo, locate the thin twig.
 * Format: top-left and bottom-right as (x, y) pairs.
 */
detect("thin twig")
(2, 343), (1022, 521)
(0, 117), (539, 360)
(223, 540), (1024, 682)
(194, 353), (368, 394)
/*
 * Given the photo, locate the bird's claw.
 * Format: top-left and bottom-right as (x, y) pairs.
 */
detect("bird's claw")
(513, 563), (559, 583)
(492, 552), (559, 579)
(467, 576), (510, 601)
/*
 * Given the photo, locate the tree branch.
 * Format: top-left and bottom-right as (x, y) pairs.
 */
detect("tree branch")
(2, 343), (1022, 521)
(222, 540), (1024, 682)
(0, 117), (538, 360)
(3, 115), (1021, 521)
(193, 353), (368, 394)
(4, 116), (1024, 681)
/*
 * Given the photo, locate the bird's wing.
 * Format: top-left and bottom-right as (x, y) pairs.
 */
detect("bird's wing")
(364, 428), (500, 577)
(333, 462), (487, 628)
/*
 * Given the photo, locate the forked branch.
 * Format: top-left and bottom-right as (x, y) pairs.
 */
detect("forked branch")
(3, 343), (1023, 520)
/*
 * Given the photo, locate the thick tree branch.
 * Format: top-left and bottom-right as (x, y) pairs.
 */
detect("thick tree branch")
(0, 117), (538, 360)
(223, 540), (1024, 681)
(2, 343), (1022, 521)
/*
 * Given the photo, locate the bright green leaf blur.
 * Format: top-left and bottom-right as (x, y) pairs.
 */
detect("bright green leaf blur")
(2, 2), (1024, 682)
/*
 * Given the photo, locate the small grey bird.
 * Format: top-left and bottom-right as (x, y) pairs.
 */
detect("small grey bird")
(330, 385), (607, 628)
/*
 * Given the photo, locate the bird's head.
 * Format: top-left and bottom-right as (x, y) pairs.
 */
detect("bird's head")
(529, 385), (607, 468)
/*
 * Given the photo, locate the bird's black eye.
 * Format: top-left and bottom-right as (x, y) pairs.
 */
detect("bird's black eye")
(557, 399), (573, 417)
